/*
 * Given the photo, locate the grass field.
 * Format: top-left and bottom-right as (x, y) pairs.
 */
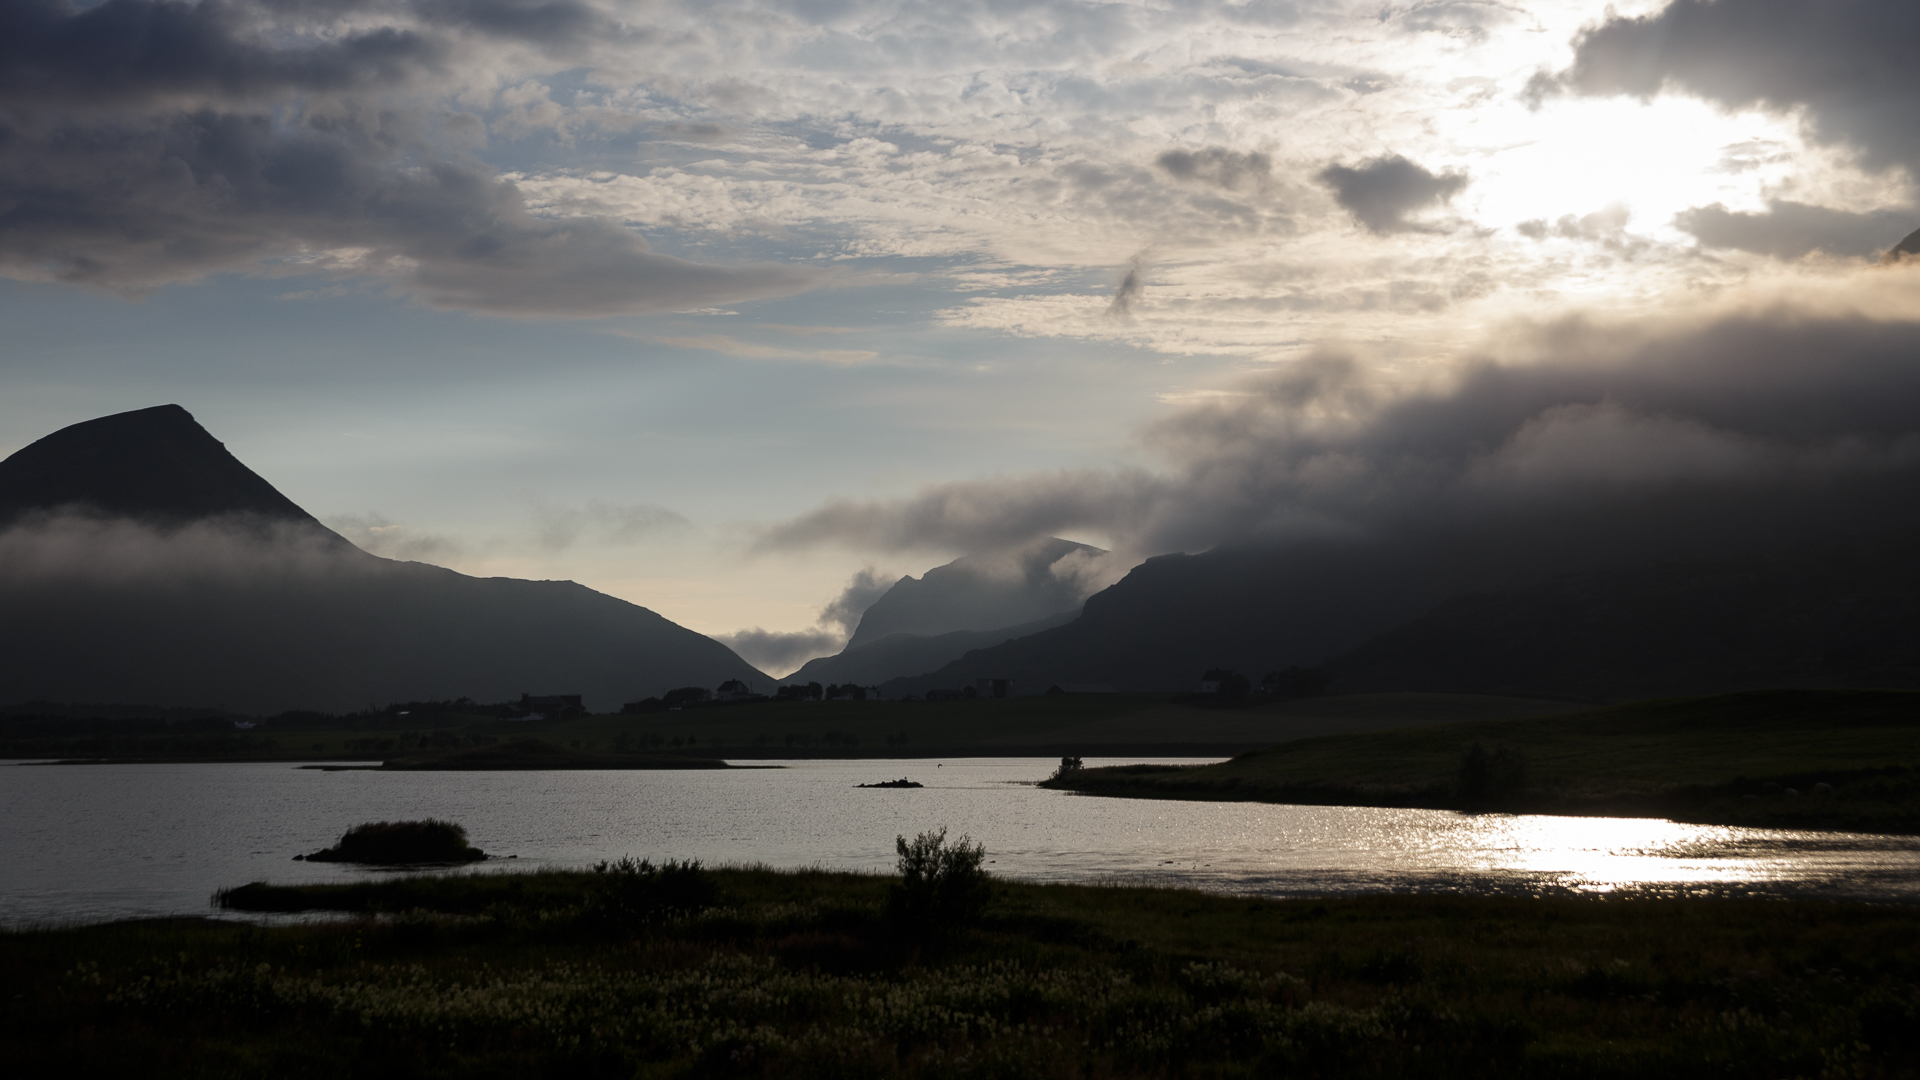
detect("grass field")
(7, 863), (1919, 1078)
(3, 692), (1582, 763)
(1046, 689), (1920, 833)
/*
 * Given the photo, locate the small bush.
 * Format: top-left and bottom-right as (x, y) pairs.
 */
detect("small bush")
(1050, 755), (1084, 781)
(888, 827), (991, 929)
(303, 819), (486, 864)
(588, 856), (717, 926)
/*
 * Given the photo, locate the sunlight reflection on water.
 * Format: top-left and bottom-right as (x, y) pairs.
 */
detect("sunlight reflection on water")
(4, 757), (1917, 926)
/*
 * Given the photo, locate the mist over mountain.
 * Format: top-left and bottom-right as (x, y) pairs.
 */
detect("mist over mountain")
(776, 538), (1107, 686)
(843, 538), (1105, 651)
(0, 406), (767, 713)
(879, 520), (1920, 701)
(786, 610), (1079, 688)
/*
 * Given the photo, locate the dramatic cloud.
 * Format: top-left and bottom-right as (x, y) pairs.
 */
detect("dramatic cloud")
(759, 269), (1920, 567)
(1541, 0), (1920, 173)
(1155, 148), (1273, 193)
(818, 565), (897, 636)
(716, 564), (897, 676)
(1317, 154), (1467, 233)
(710, 626), (840, 677)
(0, 0), (819, 314)
(0, 512), (367, 585)
(1676, 200), (1914, 259)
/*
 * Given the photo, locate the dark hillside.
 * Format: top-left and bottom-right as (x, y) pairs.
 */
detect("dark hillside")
(1328, 533), (1920, 701)
(0, 406), (767, 712)
(0, 404), (325, 528)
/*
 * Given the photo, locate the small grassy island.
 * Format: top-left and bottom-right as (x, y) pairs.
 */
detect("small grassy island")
(6, 845), (1920, 1078)
(296, 820), (488, 865)
(1044, 689), (1920, 833)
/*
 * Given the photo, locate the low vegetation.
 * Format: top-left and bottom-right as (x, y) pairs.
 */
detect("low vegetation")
(1045, 689), (1920, 833)
(8, 855), (1920, 1077)
(299, 820), (487, 865)
(2, 691), (1579, 763)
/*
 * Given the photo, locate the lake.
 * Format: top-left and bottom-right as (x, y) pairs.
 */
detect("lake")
(6, 757), (1920, 926)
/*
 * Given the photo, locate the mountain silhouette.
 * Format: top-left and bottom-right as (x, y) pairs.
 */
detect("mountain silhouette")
(787, 609), (1079, 688)
(0, 406), (767, 713)
(1324, 533), (1920, 702)
(782, 538), (1103, 685)
(877, 493), (1920, 699)
(0, 404), (324, 528)
(844, 538), (1102, 650)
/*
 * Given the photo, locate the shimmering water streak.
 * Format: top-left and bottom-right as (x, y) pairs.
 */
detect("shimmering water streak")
(4, 758), (1917, 926)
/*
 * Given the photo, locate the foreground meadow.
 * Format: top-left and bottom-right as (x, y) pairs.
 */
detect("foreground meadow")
(5, 860), (1918, 1078)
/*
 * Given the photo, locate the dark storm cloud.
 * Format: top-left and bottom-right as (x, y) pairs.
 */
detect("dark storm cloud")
(1317, 154), (1467, 233)
(757, 275), (1920, 564)
(0, 0), (819, 314)
(1155, 147), (1272, 192)
(1537, 0), (1920, 172)
(1676, 200), (1914, 260)
(0, 0), (438, 107)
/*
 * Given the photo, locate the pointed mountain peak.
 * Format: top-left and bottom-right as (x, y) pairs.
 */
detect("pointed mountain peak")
(0, 404), (326, 529)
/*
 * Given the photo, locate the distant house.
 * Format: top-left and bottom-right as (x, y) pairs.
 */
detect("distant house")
(511, 693), (585, 720)
(974, 678), (1013, 699)
(715, 679), (755, 702)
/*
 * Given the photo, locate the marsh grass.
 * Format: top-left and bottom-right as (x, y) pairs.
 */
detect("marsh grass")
(9, 866), (1920, 1077)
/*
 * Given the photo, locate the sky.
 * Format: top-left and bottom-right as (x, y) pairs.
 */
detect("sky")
(3, 0), (1917, 675)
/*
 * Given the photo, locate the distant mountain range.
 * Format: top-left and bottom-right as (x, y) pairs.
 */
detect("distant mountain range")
(0, 405), (768, 713)
(875, 527), (1920, 702)
(787, 539), (1098, 686)
(9, 406), (1915, 715)
(842, 538), (1099, 650)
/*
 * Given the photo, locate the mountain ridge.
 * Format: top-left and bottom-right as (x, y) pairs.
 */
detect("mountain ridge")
(0, 405), (768, 713)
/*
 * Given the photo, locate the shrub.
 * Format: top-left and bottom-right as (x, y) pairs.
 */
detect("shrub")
(1050, 756), (1084, 781)
(588, 856), (717, 926)
(662, 687), (712, 708)
(303, 819), (486, 864)
(888, 827), (991, 928)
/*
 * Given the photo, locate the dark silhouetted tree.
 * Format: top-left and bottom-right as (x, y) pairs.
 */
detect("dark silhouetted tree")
(888, 827), (991, 929)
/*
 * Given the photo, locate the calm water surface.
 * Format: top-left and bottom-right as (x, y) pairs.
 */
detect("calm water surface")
(5, 757), (1919, 926)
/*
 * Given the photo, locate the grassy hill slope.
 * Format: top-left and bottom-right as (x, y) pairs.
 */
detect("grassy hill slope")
(1044, 689), (1920, 833)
